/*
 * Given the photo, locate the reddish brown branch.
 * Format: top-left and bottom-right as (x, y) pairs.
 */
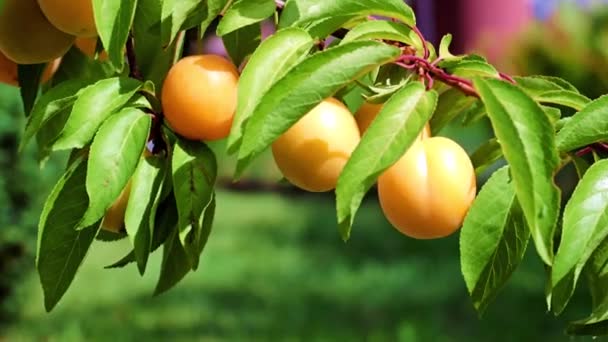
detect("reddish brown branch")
(412, 26), (429, 59)
(397, 55), (479, 97)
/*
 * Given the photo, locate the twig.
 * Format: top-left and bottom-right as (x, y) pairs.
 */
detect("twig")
(412, 26), (429, 59)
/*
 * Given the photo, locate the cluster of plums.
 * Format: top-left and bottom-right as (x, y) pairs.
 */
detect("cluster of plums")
(0, 0), (476, 239)
(0, 0), (105, 86)
(161, 55), (477, 239)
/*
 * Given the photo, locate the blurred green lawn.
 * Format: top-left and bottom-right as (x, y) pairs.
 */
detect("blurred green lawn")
(3, 189), (597, 341)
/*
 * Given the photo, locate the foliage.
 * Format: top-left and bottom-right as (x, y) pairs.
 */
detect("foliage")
(6, 0), (608, 337)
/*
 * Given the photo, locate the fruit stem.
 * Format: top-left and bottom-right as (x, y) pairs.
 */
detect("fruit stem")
(126, 33), (142, 81)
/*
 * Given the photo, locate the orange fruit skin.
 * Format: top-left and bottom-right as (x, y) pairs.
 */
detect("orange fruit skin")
(0, 52), (19, 86)
(0, 51), (60, 86)
(272, 98), (361, 192)
(37, 0), (97, 37)
(355, 102), (382, 134)
(101, 181), (131, 233)
(355, 101), (431, 138)
(378, 137), (476, 239)
(161, 55), (239, 141)
(0, 0), (74, 64)
(74, 37), (108, 60)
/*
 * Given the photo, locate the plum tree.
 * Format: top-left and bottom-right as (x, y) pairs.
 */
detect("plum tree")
(37, 0), (97, 37)
(272, 98), (361, 192)
(378, 136), (476, 239)
(0, 0), (74, 64)
(161, 55), (239, 141)
(20, 1), (608, 335)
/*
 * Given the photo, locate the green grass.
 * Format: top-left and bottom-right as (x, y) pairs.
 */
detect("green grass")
(2, 191), (598, 341)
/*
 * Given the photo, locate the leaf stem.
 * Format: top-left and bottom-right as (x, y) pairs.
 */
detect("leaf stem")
(220, 0), (235, 16)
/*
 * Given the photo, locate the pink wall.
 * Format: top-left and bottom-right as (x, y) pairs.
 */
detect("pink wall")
(459, 0), (533, 67)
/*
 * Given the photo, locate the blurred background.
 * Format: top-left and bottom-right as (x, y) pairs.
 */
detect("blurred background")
(2, 0), (608, 340)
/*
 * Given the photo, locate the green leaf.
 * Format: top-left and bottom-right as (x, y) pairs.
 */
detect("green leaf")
(336, 82), (437, 240)
(217, 0), (275, 36)
(514, 75), (580, 95)
(227, 27), (314, 154)
(125, 93), (153, 110)
(81, 108), (151, 227)
(567, 304), (608, 336)
(534, 90), (590, 111)
(200, 0), (229, 36)
(50, 46), (114, 85)
(17, 63), (45, 115)
(93, 0), (138, 70)
(192, 194), (216, 271)
(515, 76), (591, 110)
(106, 193), (177, 269)
(279, 0), (416, 38)
(340, 20), (419, 48)
(556, 95), (608, 152)
(52, 77), (142, 151)
(448, 60), (499, 78)
(35, 107), (73, 164)
(438, 34), (463, 61)
(474, 78), (560, 266)
(541, 105), (562, 125)
(470, 138), (503, 176)
(124, 155), (167, 275)
(364, 80), (411, 104)
(154, 227), (191, 295)
(21, 78), (91, 151)
(551, 160), (608, 312)
(237, 41), (401, 176)
(461, 100), (486, 127)
(572, 155), (591, 179)
(222, 23), (261, 67)
(96, 229), (128, 242)
(460, 167), (530, 314)
(36, 158), (99, 312)
(430, 88), (477, 134)
(587, 237), (608, 307)
(568, 251), (608, 338)
(160, 0), (206, 47)
(172, 139), (217, 266)
(133, 0), (182, 90)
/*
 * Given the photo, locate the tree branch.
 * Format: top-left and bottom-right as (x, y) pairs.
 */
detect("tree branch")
(398, 55), (479, 97)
